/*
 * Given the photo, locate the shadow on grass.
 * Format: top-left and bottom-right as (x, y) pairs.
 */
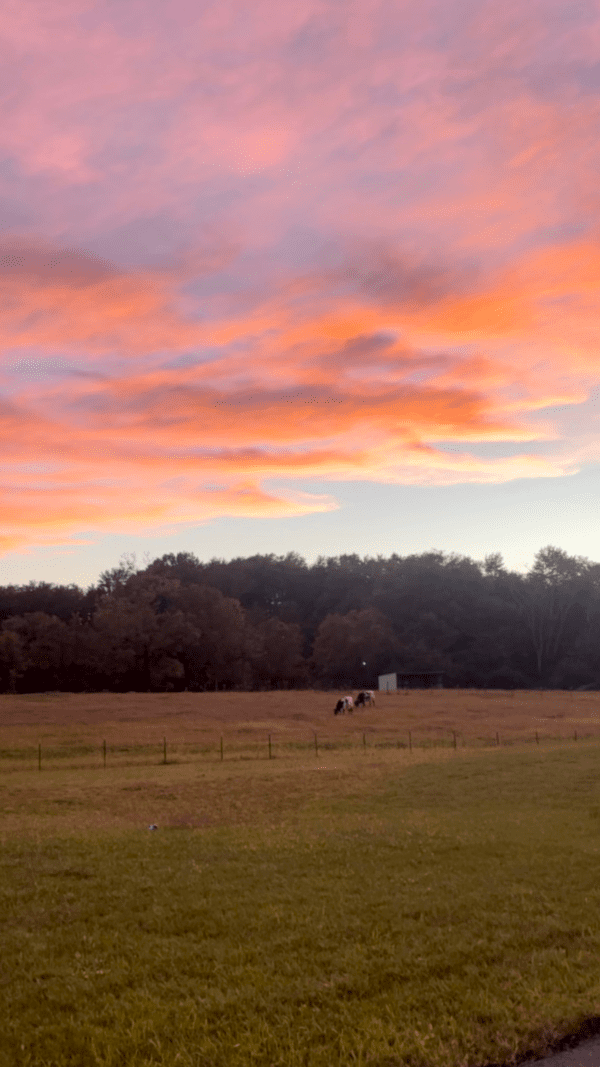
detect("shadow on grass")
(478, 1015), (600, 1066)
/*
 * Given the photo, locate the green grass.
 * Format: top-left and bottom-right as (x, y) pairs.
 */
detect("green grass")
(2, 742), (600, 1065)
(0, 732), (584, 776)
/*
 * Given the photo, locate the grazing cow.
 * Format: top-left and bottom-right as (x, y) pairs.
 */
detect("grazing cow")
(356, 690), (375, 708)
(334, 696), (354, 715)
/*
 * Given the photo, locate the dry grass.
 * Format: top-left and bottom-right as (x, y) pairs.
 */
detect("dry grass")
(1, 686), (596, 748)
(0, 734), (531, 840)
(0, 688), (598, 841)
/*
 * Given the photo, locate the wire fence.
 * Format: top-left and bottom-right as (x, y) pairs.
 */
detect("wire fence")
(0, 726), (598, 773)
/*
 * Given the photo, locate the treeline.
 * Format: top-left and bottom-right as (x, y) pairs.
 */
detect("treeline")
(1, 546), (600, 693)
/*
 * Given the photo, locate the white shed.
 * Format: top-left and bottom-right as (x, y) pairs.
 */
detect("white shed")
(378, 671), (444, 690)
(378, 672), (398, 691)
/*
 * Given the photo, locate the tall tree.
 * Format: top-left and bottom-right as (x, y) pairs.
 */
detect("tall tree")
(506, 546), (593, 683)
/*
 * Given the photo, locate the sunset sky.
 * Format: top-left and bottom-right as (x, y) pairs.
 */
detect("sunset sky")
(2, 0), (600, 591)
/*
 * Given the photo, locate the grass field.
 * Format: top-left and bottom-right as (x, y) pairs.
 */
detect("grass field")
(1, 689), (600, 1066)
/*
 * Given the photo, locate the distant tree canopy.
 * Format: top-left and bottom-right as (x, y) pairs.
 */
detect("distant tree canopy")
(1, 545), (600, 692)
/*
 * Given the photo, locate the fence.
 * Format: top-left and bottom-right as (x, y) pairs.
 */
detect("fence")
(0, 726), (597, 773)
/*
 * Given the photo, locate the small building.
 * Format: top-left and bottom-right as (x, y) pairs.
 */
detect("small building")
(378, 671), (444, 690)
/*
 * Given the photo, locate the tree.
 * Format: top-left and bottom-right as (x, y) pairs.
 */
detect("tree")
(95, 554), (140, 598)
(172, 583), (250, 689)
(87, 576), (197, 690)
(87, 596), (155, 689)
(507, 546), (593, 683)
(251, 617), (307, 688)
(312, 608), (398, 687)
(143, 551), (203, 587)
(0, 629), (26, 692)
(0, 581), (93, 625)
(481, 552), (506, 578)
(2, 612), (71, 690)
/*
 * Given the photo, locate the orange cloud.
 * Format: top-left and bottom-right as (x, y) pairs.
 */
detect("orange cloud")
(0, 238), (215, 354)
(0, 225), (593, 557)
(1, 0), (599, 555)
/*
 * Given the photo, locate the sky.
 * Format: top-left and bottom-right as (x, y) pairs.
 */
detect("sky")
(2, 0), (600, 592)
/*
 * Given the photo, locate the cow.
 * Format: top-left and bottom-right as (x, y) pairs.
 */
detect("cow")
(334, 696), (354, 715)
(355, 690), (375, 708)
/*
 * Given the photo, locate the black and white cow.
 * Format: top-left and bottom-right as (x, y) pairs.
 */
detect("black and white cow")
(334, 696), (354, 714)
(355, 690), (375, 708)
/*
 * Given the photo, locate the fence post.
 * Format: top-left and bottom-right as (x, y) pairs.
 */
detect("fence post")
(452, 730), (457, 749)
(535, 731), (539, 745)
(363, 732), (366, 749)
(408, 730), (412, 752)
(314, 732), (318, 757)
(220, 736), (224, 761)
(496, 731), (500, 746)
(103, 739), (106, 768)
(268, 734), (272, 760)
(574, 730), (578, 741)
(163, 737), (167, 765)
(38, 743), (41, 772)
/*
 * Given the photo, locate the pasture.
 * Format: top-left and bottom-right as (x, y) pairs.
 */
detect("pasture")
(1, 689), (600, 1066)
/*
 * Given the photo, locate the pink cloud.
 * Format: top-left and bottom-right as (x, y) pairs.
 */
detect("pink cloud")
(0, 0), (599, 553)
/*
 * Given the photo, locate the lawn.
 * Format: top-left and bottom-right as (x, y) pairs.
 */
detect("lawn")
(1, 690), (600, 1066)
